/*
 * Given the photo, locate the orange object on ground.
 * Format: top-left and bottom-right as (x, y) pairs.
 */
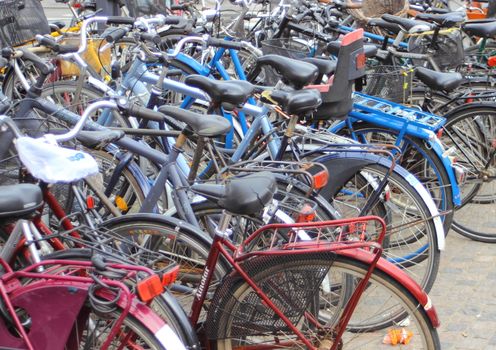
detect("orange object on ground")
(383, 328), (414, 345)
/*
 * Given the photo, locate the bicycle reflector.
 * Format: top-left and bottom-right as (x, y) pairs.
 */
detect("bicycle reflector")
(488, 56), (496, 68)
(312, 169), (329, 190)
(137, 275), (164, 302)
(161, 265), (180, 287)
(296, 203), (316, 223)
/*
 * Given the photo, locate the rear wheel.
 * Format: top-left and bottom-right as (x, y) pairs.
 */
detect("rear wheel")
(212, 254), (440, 349)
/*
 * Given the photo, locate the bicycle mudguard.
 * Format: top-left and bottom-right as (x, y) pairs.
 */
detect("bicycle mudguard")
(315, 151), (445, 250)
(329, 120), (461, 207)
(338, 248), (440, 328)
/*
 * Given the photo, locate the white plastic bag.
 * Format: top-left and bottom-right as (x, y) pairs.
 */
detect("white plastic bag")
(16, 135), (99, 184)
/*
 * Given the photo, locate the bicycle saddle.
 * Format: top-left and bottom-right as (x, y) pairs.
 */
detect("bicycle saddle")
(269, 89), (322, 116)
(76, 130), (125, 150)
(326, 42), (378, 58)
(415, 12), (465, 28)
(367, 18), (401, 35)
(302, 57), (337, 76)
(0, 184), (43, 218)
(184, 75), (254, 108)
(157, 106), (232, 137)
(256, 55), (319, 89)
(190, 172), (277, 216)
(382, 14), (433, 32)
(463, 20), (496, 38)
(415, 67), (463, 92)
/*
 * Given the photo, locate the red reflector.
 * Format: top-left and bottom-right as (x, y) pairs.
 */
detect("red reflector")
(356, 52), (366, 69)
(436, 128), (443, 138)
(488, 56), (496, 67)
(312, 169), (329, 189)
(162, 265), (180, 287)
(86, 196), (95, 210)
(297, 204), (316, 223)
(137, 275), (164, 302)
(73, 3), (81, 8)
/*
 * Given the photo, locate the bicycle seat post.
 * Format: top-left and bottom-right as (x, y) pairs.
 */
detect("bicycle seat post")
(215, 211), (233, 238)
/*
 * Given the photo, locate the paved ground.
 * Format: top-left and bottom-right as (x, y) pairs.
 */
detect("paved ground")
(41, 2), (496, 349)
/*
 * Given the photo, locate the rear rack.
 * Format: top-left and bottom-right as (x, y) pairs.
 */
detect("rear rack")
(351, 92), (446, 140)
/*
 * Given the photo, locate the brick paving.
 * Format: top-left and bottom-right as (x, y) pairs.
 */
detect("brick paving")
(431, 231), (496, 349)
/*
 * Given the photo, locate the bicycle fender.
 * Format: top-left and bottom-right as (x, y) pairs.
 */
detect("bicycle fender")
(442, 101), (496, 120)
(316, 152), (445, 250)
(102, 213), (213, 249)
(119, 296), (187, 350)
(338, 249), (440, 328)
(427, 136), (461, 206)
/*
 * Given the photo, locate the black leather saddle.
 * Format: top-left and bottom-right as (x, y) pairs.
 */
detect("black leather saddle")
(184, 75), (254, 107)
(326, 42), (378, 58)
(157, 106), (232, 137)
(382, 14), (433, 32)
(257, 55), (319, 89)
(0, 184), (43, 219)
(367, 18), (402, 34)
(191, 172), (277, 216)
(77, 130), (125, 150)
(415, 67), (463, 92)
(268, 89), (322, 115)
(415, 12), (465, 28)
(302, 58), (337, 77)
(463, 20), (496, 38)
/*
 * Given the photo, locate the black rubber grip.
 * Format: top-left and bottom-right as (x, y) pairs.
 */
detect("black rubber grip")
(106, 16), (135, 26)
(170, 4), (188, 11)
(164, 16), (182, 25)
(127, 104), (165, 122)
(105, 27), (129, 43)
(19, 49), (53, 75)
(207, 37), (244, 50)
(139, 32), (161, 45)
(58, 44), (79, 54)
(37, 35), (60, 51)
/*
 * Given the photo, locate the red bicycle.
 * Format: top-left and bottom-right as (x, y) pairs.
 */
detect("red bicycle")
(182, 173), (441, 349)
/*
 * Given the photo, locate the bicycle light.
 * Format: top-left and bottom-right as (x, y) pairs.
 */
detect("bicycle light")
(161, 265), (180, 287)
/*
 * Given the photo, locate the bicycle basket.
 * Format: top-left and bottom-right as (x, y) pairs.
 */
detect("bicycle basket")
(364, 65), (414, 104)
(0, 0), (50, 48)
(408, 29), (464, 70)
(124, 0), (170, 17)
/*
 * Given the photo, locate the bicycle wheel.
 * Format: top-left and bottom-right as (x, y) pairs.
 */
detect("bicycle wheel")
(339, 123), (454, 233)
(324, 162), (440, 293)
(442, 105), (496, 242)
(100, 214), (227, 321)
(211, 254), (440, 349)
(72, 308), (168, 349)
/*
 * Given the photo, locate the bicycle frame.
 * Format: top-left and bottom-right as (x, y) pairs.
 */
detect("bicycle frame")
(0, 259), (183, 350)
(187, 215), (440, 349)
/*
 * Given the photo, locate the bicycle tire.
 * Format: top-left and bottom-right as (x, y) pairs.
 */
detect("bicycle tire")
(339, 122), (455, 233)
(442, 104), (496, 242)
(210, 254), (440, 349)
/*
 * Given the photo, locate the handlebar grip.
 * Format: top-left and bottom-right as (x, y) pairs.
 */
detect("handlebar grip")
(126, 103), (165, 122)
(104, 27), (129, 43)
(170, 4), (188, 11)
(19, 49), (54, 75)
(58, 44), (80, 54)
(37, 35), (60, 51)
(164, 16), (183, 25)
(207, 37), (244, 50)
(139, 32), (161, 45)
(106, 16), (135, 26)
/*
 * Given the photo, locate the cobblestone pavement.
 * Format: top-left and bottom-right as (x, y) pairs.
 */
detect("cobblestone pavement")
(41, 3), (496, 349)
(431, 231), (496, 349)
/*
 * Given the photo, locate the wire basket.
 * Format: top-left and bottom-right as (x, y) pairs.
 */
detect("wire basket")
(125, 0), (170, 17)
(363, 65), (414, 104)
(408, 29), (464, 70)
(0, 0), (50, 48)
(260, 38), (313, 86)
